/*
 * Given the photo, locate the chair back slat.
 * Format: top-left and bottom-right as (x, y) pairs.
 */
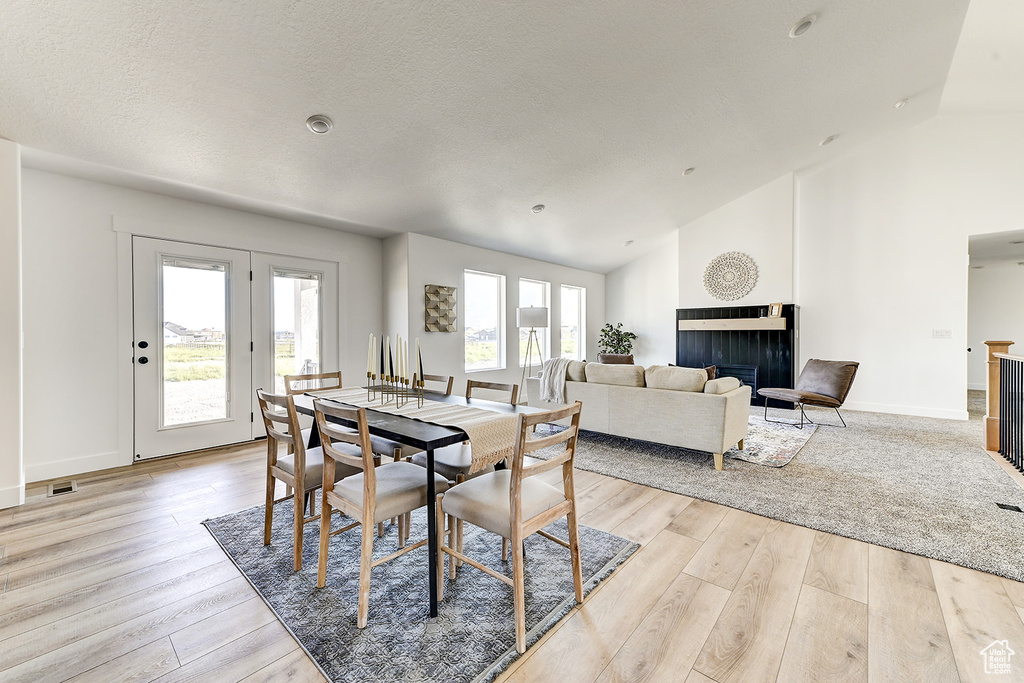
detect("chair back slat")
(285, 371), (343, 395)
(466, 379), (519, 405)
(414, 373), (455, 396)
(313, 399), (375, 474)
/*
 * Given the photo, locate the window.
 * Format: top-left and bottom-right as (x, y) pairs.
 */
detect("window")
(273, 269), (322, 393)
(464, 270), (504, 371)
(518, 278), (550, 367)
(560, 285), (586, 360)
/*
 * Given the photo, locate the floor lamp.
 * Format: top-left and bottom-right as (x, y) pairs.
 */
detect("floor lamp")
(517, 306), (548, 404)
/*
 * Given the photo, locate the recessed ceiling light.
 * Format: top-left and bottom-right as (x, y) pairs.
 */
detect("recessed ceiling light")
(819, 134), (839, 146)
(1011, 240), (1024, 244)
(531, 204), (545, 213)
(683, 167), (696, 176)
(972, 266), (984, 269)
(790, 14), (817, 38)
(894, 98), (908, 109)
(624, 240), (634, 246)
(305, 115), (333, 134)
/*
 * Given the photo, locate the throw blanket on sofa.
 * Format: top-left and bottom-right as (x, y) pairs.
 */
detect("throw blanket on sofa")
(540, 357), (572, 403)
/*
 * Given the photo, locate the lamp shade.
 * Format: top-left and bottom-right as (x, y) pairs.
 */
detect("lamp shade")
(516, 306), (548, 328)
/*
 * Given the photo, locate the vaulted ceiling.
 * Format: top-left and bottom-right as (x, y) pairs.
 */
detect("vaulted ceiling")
(1, 1), (971, 272)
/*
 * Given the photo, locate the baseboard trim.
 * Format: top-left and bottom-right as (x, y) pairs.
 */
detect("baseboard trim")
(25, 450), (125, 484)
(968, 383), (987, 392)
(842, 400), (969, 421)
(0, 483), (25, 509)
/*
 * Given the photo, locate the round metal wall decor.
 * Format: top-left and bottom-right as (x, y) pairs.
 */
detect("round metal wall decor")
(703, 251), (758, 301)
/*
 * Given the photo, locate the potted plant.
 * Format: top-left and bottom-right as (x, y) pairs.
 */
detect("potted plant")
(597, 323), (637, 364)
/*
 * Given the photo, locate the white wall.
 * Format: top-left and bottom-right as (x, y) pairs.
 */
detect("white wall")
(20, 169), (383, 481)
(797, 113), (1024, 420)
(397, 233), (604, 400)
(678, 173), (794, 307)
(968, 264), (1024, 389)
(606, 230), (679, 366)
(0, 141), (25, 508)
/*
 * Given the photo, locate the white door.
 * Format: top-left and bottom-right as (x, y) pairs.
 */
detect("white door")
(133, 237), (253, 459)
(250, 252), (339, 439)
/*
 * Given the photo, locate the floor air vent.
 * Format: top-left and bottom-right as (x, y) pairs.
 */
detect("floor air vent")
(996, 503), (1023, 513)
(47, 481), (78, 497)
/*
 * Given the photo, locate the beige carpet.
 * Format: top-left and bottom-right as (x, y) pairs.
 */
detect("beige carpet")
(545, 394), (1024, 582)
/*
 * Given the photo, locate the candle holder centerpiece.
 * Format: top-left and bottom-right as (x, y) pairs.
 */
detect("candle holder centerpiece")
(366, 333), (427, 408)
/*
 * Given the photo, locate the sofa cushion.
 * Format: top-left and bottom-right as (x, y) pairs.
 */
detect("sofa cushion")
(645, 365), (707, 392)
(566, 360), (588, 382)
(585, 363), (645, 387)
(704, 376), (741, 394)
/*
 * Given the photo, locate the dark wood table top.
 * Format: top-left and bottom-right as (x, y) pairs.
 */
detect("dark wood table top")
(292, 390), (542, 451)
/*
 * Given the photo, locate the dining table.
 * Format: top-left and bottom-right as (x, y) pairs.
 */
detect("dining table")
(291, 389), (544, 618)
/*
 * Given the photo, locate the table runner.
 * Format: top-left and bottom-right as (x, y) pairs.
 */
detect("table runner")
(310, 387), (519, 472)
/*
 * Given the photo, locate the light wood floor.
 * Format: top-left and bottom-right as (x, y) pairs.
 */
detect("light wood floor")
(2, 442), (1023, 683)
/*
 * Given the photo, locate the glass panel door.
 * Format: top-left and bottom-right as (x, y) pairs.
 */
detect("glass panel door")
(162, 258), (229, 426)
(273, 270), (322, 394)
(133, 237), (252, 460)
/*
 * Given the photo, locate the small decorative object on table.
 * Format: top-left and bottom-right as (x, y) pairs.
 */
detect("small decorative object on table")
(366, 333), (425, 407)
(598, 322), (637, 364)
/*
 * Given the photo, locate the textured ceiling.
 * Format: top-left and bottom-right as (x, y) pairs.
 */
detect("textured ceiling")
(1, 1), (969, 272)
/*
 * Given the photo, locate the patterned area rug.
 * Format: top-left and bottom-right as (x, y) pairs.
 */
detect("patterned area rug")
(726, 412), (817, 466)
(203, 501), (637, 683)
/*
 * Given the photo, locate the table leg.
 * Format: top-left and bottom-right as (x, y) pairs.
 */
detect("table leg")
(426, 447), (438, 617)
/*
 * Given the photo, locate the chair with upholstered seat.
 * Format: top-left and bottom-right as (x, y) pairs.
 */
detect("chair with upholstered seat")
(436, 401), (584, 654)
(757, 359), (860, 428)
(257, 389), (364, 571)
(314, 399), (450, 627)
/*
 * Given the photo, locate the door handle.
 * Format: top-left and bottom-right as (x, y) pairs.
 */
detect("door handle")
(138, 356), (149, 364)
(138, 340), (149, 349)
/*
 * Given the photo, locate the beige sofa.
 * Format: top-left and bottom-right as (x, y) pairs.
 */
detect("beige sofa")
(526, 362), (751, 470)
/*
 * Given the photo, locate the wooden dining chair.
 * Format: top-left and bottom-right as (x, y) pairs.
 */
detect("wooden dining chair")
(416, 372), (455, 396)
(436, 401), (584, 654)
(257, 389), (363, 571)
(314, 399), (450, 627)
(465, 379), (519, 405)
(284, 370), (343, 395)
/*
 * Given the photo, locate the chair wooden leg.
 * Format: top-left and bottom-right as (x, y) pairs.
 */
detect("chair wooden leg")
(317, 497), (332, 588)
(502, 538), (509, 562)
(512, 530), (527, 654)
(566, 503), (584, 603)
(405, 513), (411, 544)
(357, 518), (374, 628)
(398, 513), (406, 549)
(448, 514), (458, 579)
(713, 452), (723, 471)
(738, 438), (744, 450)
(436, 494), (446, 601)
(264, 473), (275, 546)
(456, 519), (464, 569)
(293, 487), (305, 571)
(378, 522), (384, 538)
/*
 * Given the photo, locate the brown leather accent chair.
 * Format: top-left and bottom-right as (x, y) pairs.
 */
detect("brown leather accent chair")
(757, 359), (859, 428)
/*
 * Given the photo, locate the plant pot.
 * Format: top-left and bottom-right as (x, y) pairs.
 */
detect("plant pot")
(597, 353), (634, 365)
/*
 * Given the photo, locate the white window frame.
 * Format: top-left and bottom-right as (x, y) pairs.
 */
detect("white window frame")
(560, 284), (586, 361)
(464, 269), (506, 372)
(518, 278), (550, 367)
